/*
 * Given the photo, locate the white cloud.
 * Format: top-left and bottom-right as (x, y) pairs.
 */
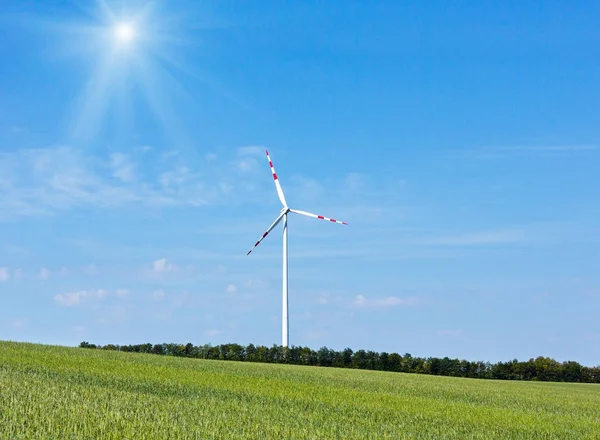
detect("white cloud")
(226, 284), (237, 294)
(233, 146), (268, 174)
(0, 267), (9, 281)
(109, 153), (136, 183)
(13, 268), (23, 280)
(204, 329), (221, 337)
(243, 278), (269, 290)
(0, 145), (378, 224)
(53, 288), (125, 307)
(115, 289), (129, 297)
(353, 294), (419, 308)
(39, 267), (51, 280)
(236, 158), (258, 172)
(152, 258), (177, 273)
(151, 290), (165, 300)
(54, 291), (94, 307)
(0, 146), (232, 221)
(237, 146), (265, 157)
(135, 145), (152, 153)
(159, 165), (194, 188)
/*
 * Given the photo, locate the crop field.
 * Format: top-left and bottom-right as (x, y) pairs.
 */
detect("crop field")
(1, 341), (599, 439)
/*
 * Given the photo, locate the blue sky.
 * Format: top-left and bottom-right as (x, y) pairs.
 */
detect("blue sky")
(1, 0), (599, 365)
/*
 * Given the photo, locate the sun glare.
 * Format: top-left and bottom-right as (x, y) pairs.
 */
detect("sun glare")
(115, 22), (135, 43)
(62, 1), (200, 146)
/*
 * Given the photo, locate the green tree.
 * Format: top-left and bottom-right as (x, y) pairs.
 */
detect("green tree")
(388, 353), (402, 372)
(341, 348), (353, 368)
(317, 347), (333, 367)
(560, 361), (582, 382)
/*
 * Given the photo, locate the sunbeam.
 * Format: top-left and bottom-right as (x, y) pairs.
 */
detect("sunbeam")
(49, 0), (201, 149)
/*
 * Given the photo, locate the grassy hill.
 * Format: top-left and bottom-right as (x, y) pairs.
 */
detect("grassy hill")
(1, 341), (599, 439)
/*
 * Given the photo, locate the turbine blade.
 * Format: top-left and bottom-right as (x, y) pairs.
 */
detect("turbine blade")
(266, 150), (288, 207)
(246, 212), (286, 255)
(289, 209), (348, 225)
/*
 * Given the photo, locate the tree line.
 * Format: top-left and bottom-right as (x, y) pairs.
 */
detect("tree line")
(79, 341), (600, 384)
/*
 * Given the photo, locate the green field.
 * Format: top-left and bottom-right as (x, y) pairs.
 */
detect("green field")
(1, 341), (599, 439)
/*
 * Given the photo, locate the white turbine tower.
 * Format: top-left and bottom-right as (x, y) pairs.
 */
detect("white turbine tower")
(247, 150), (347, 347)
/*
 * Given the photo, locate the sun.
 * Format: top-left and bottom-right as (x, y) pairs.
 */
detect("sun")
(114, 22), (135, 43)
(55, 0), (206, 146)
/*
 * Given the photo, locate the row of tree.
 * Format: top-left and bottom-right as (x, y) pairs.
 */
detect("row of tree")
(79, 341), (600, 384)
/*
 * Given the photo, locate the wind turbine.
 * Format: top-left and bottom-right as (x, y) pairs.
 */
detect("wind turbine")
(247, 150), (347, 347)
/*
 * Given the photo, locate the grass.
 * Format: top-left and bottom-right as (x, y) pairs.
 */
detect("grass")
(1, 341), (599, 439)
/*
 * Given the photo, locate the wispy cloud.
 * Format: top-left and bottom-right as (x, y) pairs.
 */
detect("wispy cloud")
(136, 145), (152, 154)
(53, 288), (128, 307)
(0, 145), (389, 227)
(237, 146), (265, 157)
(236, 157), (258, 172)
(225, 147), (268, 187)
(0, 146), (256, 221)
(39, 267), (51, 280)
(0, 267), (9, 281)
(152, 258), (177, 273)
(353, 294), (419, 308)
(204, 329), (221, 337)
(226, 284), (237, 294)
(109, 153), (136, 183)
(150, 289), (165, 300)
(243, 277), (270, 290)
